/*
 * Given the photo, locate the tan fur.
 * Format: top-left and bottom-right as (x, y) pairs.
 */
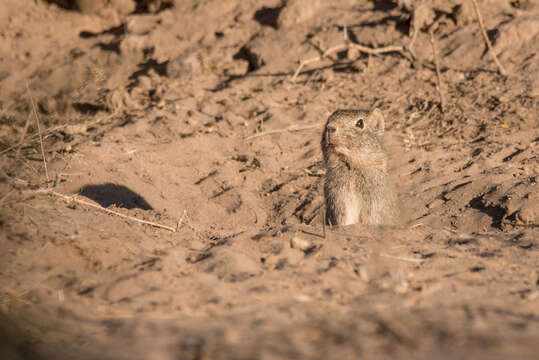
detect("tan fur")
(321, 109), (398, 226)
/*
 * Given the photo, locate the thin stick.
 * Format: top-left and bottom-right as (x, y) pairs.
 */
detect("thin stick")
(176, 209), (187, 231)
(428, 28), (446, 112)
(349, 43), (405, 56)
(291, 44), (348, 83)
(471, 0), (507, 76)
(380, 253), (424, 264)
(36, 189), (176, 232)
(15, 112), (33, 159)
(291, 41), (406, 83)
(26, 83), (50, 183)
(245, 122), (323, 140)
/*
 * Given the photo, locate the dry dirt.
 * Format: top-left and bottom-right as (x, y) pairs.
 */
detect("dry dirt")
(0, 0), (538, 359)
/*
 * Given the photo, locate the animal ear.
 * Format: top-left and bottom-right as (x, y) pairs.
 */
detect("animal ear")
(366, 108), (385, 134)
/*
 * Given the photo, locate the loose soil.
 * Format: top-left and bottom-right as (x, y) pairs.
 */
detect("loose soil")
(0, 0), (538, 359)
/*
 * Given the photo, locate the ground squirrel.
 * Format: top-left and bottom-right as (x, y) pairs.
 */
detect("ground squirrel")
(321, 109), (398, 226)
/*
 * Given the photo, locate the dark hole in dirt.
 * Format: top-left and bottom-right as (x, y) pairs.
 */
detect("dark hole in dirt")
(43, 0), (76, 10)
(369, 0), (397, 11)
(95, 39), (121, 54)
(129, 58), (168, 82)
(233, 46), (264, 72)
(481, 29), (500, 58)
(503, 148), (524, 162)
(486, 29), (500, 46)
(79, 24), (126, 39)
(134, 0), (174, 14)
(253, 6), (283, 29)
(395, 15), (412, 35)
(143, 47), (154, 57)
(469, 195), (506, 229)
(469, 266), (486, 272)
(77, 183), (153, 210)
(73, 102), (107, 115)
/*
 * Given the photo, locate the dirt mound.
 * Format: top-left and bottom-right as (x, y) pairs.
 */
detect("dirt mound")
(1, 0), (538, 359)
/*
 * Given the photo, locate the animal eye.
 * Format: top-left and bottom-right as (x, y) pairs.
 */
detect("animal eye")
(355, 119), (364, 129)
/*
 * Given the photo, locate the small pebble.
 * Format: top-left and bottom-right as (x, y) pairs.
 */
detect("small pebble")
(290, 236), (315, 252)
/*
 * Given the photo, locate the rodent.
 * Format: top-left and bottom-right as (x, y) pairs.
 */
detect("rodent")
(321, 108), (398, 226)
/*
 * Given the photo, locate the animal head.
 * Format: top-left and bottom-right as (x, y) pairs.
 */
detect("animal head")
(321, 108), (386, 169)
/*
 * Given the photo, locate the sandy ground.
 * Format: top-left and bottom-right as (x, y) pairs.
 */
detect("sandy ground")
(0, 0), (538, 359)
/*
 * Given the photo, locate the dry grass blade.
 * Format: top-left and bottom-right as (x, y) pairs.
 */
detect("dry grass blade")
(245, 122), (324, 140)
(428, 28), (446, 112)
(14, 112), (33, 159)
(471, 0), (507, 76)
(349, 43), (406, 56)
(26, 82), (50, 184)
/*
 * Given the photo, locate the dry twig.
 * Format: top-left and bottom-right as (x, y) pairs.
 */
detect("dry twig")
(380, 253), (424, 264)
(176, 209), (187, 231)
(245, 122), (324, 140)
(428, 28), (446, 112)
(15, 112), (33, 159)
(26, 83), (50, 184)
(35, 189), (176, 232)
(291, 26), (407, 83)
(471, 0), (507, 76)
